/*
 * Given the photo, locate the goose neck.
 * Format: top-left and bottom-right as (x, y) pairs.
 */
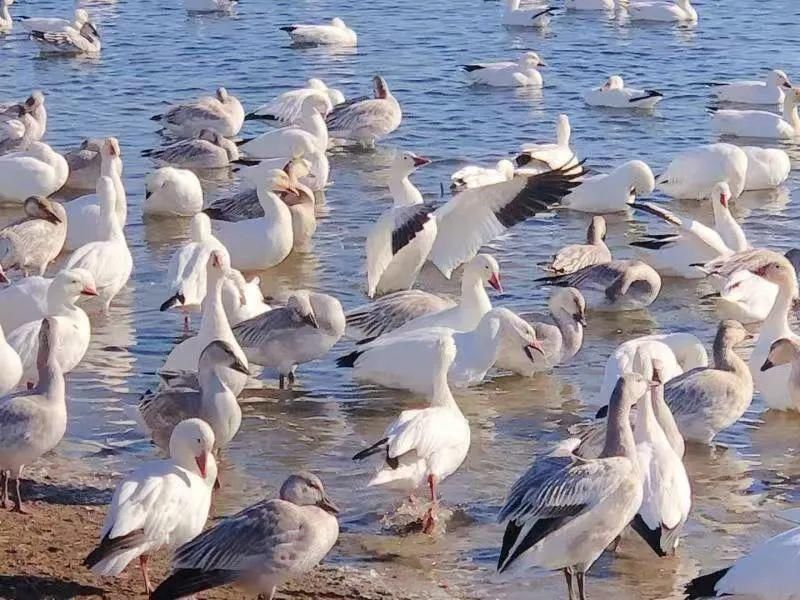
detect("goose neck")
(551, 309), (583, 360)
(389, 173), (423, 207)
(600, 395), (636, 461)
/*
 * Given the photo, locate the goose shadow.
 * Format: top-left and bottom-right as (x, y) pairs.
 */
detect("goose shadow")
(0, 575), (104, 599)
(19, 479), (112, 506)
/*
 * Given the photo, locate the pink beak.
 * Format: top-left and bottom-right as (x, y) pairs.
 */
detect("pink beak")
(195, 453), (207, 479)
(81, 286), (98, 296)
(413, 155), (431, 168)
(488, 273), (502, 293)
(720, 194), (728, 207)
(0, 269), (7, 284)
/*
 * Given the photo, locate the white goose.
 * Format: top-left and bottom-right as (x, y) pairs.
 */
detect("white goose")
(566, 0), (614, 9)
(352, 336), (470, 534)
(584, 76), (664, 108)
(628, 0), (698, 22)
(31, 21), (101, 55)
(0, 324), (21, 396)
(0, 142), (68, 204)
(712, 69), (792, 105)
(713, 86), (800, 139)
(742, 146), (791, 190)
(502, 1), (554, 26)
(246, 78), (345, 125)
(450, 159), (515, 192)
(65, 176), (132, 312)
(516, 114), (578, 175)
(0, 196), (66, 277)
(143, 167), (203, 217)
(326, 76), (401, 147)
(462, 52), (546, 87)
(560, 160), (655, 213)
(280, 17), (357, 47)
(20, 8), (88, 33)
(238, 94), (329, 158)
(233, 137), (329, 191)
(152, 88), (245, 139)
(656, 143), (748, 199)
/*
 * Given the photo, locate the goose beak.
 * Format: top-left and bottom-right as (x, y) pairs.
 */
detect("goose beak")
(523, 340), (545, 361)
(761, 358), (774, 372)
(0, 268), (7, 284)
(81, 286), (98, 296)
(195, 452), (208, 478)
(488, 273), (502, 293)
(412, 155), (431, 168)
(317, 495), (340, 515)
(231, 357), (250, 375)
(303, 313), (319, 328)
(574, 311), (587, 327)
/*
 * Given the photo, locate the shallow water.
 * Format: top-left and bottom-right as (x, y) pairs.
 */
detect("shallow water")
(3, 0), (800, 597)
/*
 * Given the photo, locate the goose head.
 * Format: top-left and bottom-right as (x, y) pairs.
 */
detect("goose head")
(392, 151), (431, 177)
(199, 339), (250, 378)
(768, 69), (793, 90)
(287, 292), (318, 328)
(24, 90), (45, 112)
(265, 168), (300, 197)
(496, 159), (516, 180)
(331, 17), (347, 28)
(283, 156), (312, 182)
(620, 160), (655, 196)
(206, 249), (231, 285)
(307, 292), (346, 337)
(587, 215), (607, 244)
(50, 268), (98, 305)
(549, 287), (587, 327)
(23, 195), (64, 225)
(716, 319), (750, 352)
(761, 337), (800, 372)
(748, 257), (798, 294)
(146, 166), (200, 202)
(785, 86), (800, 108)
(300, 93), (331, 118)
(216, 87), (229, 103)
(464, 253), (502, 292)
(601, 75), (624, 91)
(73, 9), (89, 27)
(169, 418), (216, 482)
(519, 52), (546, 68)
(280, 471), (339, 514)
(489, 308), (544, 360)
(373, 75), (390, 99)
(614, 371), (650, 410)
(555, 113), (571, 146)
(308, 78), (327, 91)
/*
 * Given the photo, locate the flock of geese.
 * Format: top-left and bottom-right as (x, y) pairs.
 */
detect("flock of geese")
(1, 0), (800, 599)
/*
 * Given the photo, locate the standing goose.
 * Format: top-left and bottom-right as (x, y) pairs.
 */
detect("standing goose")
(712, 69), (792, 105)
(83, 419), (217, 594)
(151, 472), (339, 600)
(516, 114), (579, 175)
(143, 167), (203, 217)
(496, 373), (648, 598)
(656, 143), (748, 199)
(502, 0), (554, 26)
(463, 52), (546, 87)
(584, 76), (664, 108)
(152, 88), (245, 139)
(142, 129), (239, 169)
(352, 337), (470, 534)
(712, 86), (800, 140)
(0, 196), (66, 277)
(280, 17), (357, 47)
(0, 142), (68, 204)
(237, 94), (329, 158)
(450, 159), (515, 192)
(246, 78), (345, 125)
(31, 21), (101, 55)
(760, 338), (800, 413)
(542, 216), (611, 274)
(326, 76), (401, 147)
(560, 160), (655, 213)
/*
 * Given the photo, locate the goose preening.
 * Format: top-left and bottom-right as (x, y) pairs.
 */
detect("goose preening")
(65, 176), (132, 312)
(628, 0), (698, 22)
(140, 341), (246, 452)
(450, 159), (514, 192)
(760, 338), (800, 412)
(584, 76), (664, 109)
(151, 88), (245, 139)
(246, 78), (345, 125)
(233, 291), (345, 389)
(711, 69), (792, 105)
(151, 472), (339, 600)
(566, 0), (614, 9)
(142, 129), (239, 169)
(64, 138), (105, 190)
(0, 0), (12, 33)
(325, 76), (401, 147)
(502, 1), (554, 26)
(0, 92), (46, 152)
(352, 337), (470, 534)
(0, 142), (68, 204)
(742, 146), (791, 190)
(560, 160), (655, 213)
(462, 52), (546, 87)
(515, 114), (579, 175)
(31, 21), (102, 55)
(0, 196), (66, 278)
(280, 17), (357, 47)
(221, 272), (271, 326)
(346, 290), (456, 340)
(20, 8), (88, 33)
(233, 140), (329, 190)
(712, 86), (800, 139)
(496, 373), (648, 598)
(238, 94), (329, 158)
(0, 323), (21, 396)
(541, 216), (611, 274)
(183, 0), (236, 12)
(538, 259), (662, 312)
(143, 167), (203, 217)
(656, 143), (748, 199)
(83, 419), (217, 594)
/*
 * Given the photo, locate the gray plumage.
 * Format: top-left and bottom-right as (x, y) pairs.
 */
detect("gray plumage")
(0, 196), (67, 276)
(543, 216), (611, 275)
(143, 129), (238, 169)
(64, 138), (104, 190)
(345, 290), (456, 340)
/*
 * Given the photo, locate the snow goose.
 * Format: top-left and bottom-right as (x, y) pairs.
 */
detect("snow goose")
(538, 259), (662, 311)
(712, 69), (792, 105)
(210, 169), (295, 271)
(0, 92), (46, 146)
(367, 151), (435, 297)
(462, 52), (546, 87)
(65, 177), (132, 312)
(0, 319), (65, 513)
(83, 419), (217, 594)
(21, 8), (88, 33)
(541, 216), (611, 274)
(143, 167), (203, 217)
(339, 307), (543, 393)
(233, 139), (329, 190)
(64, 138), (105, 190)
(346, 290), (456, 340)
(496, 373), (647, 596)
(221, 271), (270, 326)
(742, 146), (791, 190)
(0, 324), (21, 396)
(246, 78), (344, 125)
(516, 114), (579, 175)
(141, 341), (246, 452)
(656, 143), (747, 199)
(151, 472), (339, 600)
(0, 142), (68, 204)
(184, 0), (236, 12)
(502, 0), (554, 26)
(0, 0), (12, 33)
(64, 138), (127, 251)
(760, 338), (800, 412)
(142, 129), (239, 169)
(712, 86), (800, 139)
(0, 196), (66, 277)
(584, 75), (664, 108)
(496, 288), (586, 375)
(280, 17), (357, 47)
(352, 336), (469, 533)
(566, 0), (614, 9)
(628, 0), (698, 21)
(233, 291), (343, 388)
(238, 95), (329, 158)
(326, 76), (401, 147)
(160, 250), (249, 396)
(560, 159), (655, 213)
(152, 88), (245, 139)
(450, 159), (514, 192)
(31, 21), (101, 55)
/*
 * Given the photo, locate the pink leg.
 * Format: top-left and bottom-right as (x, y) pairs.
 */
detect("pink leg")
(421, 474), (439, 534)
(139, 555), (153, 594)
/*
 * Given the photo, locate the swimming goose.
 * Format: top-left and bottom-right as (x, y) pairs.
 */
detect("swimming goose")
(234, 291), (344, 388)
(450, 159), (514, 192)
(233, 140), (329, 190)
(184, 0), (236, 12)
(246, 78), (345, 125)
(326, 76), (401, 147)
(0, 323), (21, 396)
(742, 146), (791, 190)
(211, 169), (295, 270)
(0, 196), (66, 277)
(760, 338), (800, 412)
(84, 419), (217, 594)
(31, 21), (101, 55)
(339, 307), (543, 393)
(141, 341), (246, 452)
(143, 167), (203, 217)
(496, 373), (647, 597)
(160, 250), (249, 396)
(542, 216), (611, 274)
(0, 319), (65, 513)
(516, 114), (579, 175)
(712, 69), (792, 105)
(656, 143), (748, 199)
(463, 52), (546, 87)
(538, 259), (662, 312)
(64, 137), (127, 251)
(21, 8), (88, 33)
(238, 94), (329, 158)
(0, 0), (12, 32)
(280, 17), (357, 47)
(712, 86), (800, 139)
(502, 0), (554, 26)
(496, 288), (586, 375)
(151, 472), (339, 600)
(64, 138), (105, 190)
(142, 129), (239, 169)
(346, 290), (456, 340)
(65, 177), (132, 312)
(14, 91), (46, 142)
(628, 0), (698, 22)
(0, 142), (68, 204)
(566, 0), (614, 9)
(352, 336), (469, 534)
(560, 159), (655, 213)
(584, 76), (664, 108)
(152, 88), (245, 139)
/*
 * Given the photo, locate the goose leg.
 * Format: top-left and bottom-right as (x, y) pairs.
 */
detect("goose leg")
(0, 471), (8, 509)
(564, 568), (575, 600)
(279, 374), (286, 389)
(577, 571), (587, 600)
(139, 555), (153, 594)
(11, 475), (26, 514)
(422, 474), (438, 534)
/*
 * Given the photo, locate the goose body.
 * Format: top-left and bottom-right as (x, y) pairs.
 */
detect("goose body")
(712, 88), (800, 139)
(463, 52), (545, 87)
(325, 76), (401, 147)
(584, 76), (664, 109)
(656, 143), (748, 199)
(0, 143), (68, 205)
(628, 0), (698, 22)
(712, 69), (791, 105)
(247, 79), (344, 125)
(502, 0), (554, 26)
(144, 167), (203, 217)
(561, 160), (655, 213)
(153, 88), (244, 139)
(280, 18), (357, 47)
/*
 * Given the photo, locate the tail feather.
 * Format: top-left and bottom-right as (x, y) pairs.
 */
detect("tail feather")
(245, 112), (278, 122)
(462, 64), (484, 73)
(150, 114), (162, 122)
(83, 530), (146, 571)
(231, 157), (261, 166)
(629, 90), (664, 103)
(684, 567), (730, 599)
(160, 293), (185, 312)
(336, 349), (363, 368)
(630, 239), (673, 250)
(150, 568), (240, 600)
(352, 437), (389, 461)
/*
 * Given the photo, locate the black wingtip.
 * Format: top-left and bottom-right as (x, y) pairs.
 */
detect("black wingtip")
(160, 293), (185, 312)
(532, 6), (556, 19)
(279, 25), (296, 33)
(462, 64), (484, 72)
(684, 567), (729, 599)
(150, 114), (162, 122)
(231, 157), (260, 166)
(234, 137), (254, 147)
(352, 437), (389, 461)
(630, 239), (672, 250)
(336, 349), (363, 368)
(631, 514), (668, 557)
(244, 112), (278, 122)
(594, 404), (609, 419)
(151, 569), (238, 600)
(628, 90), (664, 103)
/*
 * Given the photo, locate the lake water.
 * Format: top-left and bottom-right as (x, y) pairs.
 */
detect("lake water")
(3, 0), (800, 597)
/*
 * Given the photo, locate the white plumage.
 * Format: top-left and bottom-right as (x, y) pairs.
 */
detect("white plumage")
(583, 76), (664, 108)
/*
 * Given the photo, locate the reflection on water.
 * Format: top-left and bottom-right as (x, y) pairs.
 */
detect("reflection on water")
(3, 0), (800, 596)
